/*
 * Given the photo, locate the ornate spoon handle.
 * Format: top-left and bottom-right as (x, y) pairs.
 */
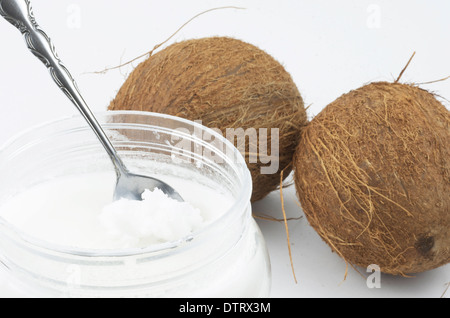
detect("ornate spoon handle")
(0, 0), (126, 176)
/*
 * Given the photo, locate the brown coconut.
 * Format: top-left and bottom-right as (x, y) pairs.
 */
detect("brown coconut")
(109, 37), (307, 202)
(294, 81), (449, 275)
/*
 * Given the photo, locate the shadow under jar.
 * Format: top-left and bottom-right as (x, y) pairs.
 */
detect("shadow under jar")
(0, 111), (271, 297)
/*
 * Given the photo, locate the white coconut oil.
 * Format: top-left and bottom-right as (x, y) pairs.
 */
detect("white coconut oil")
(0, 171), (232, 250)
(0, 111), (271, 298)
(0, 170), (270, 297)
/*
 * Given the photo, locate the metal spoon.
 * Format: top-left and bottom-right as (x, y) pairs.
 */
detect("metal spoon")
(0, 0), (183, 202)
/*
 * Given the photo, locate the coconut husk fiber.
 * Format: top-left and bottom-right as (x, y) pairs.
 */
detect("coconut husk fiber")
(109, 37), (307, 202)
(294, 81), (449, 275)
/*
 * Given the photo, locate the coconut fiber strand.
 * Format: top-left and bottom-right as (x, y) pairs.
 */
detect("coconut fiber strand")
(110, 37), (307, 202)
(294, 82), (449, 275)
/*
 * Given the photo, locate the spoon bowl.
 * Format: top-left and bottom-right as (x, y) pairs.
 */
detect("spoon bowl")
(114, 171), (184, 202)
(0, 0), (183, 202)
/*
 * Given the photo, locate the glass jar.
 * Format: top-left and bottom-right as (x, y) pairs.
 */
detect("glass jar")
(0, 111), (271, 297)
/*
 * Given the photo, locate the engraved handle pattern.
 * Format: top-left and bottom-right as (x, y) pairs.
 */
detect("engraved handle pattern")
(0, 0), (76, 101)
(0, 0), (126, 176)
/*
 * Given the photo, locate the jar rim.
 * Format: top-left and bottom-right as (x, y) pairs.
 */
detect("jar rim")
(0, 110), (253, 258)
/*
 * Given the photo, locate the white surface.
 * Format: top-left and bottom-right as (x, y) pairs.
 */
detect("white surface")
(0, 0), (448, 298)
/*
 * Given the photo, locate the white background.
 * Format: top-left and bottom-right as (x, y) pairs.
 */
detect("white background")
(0, 0), (449, 298)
